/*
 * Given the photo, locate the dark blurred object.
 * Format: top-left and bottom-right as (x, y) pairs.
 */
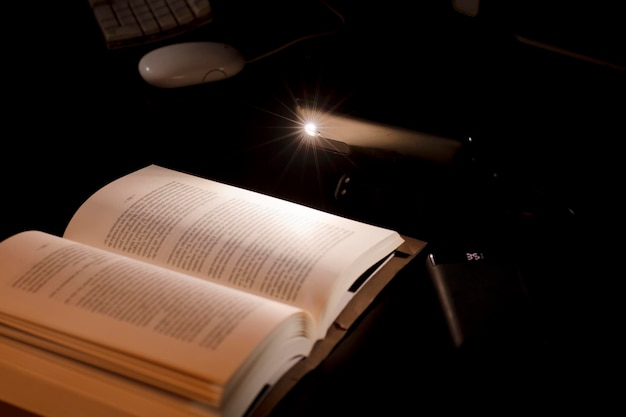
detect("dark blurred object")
(455, 0), (625, 70)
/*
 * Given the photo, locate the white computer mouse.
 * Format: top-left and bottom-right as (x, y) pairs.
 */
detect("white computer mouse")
(138, 41), (246, 88)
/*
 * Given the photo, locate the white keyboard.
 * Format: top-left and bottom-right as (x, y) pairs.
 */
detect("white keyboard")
(88, 0), (214, 49)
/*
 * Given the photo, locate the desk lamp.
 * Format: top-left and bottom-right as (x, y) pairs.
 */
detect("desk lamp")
(296, 103), (463, 164)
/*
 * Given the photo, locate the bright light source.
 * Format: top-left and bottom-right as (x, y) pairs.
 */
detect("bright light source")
(304, 122), (319, 137)
(297, 112), (350, 154)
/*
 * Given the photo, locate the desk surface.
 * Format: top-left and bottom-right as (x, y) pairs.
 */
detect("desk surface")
(3, 1), (625, 414)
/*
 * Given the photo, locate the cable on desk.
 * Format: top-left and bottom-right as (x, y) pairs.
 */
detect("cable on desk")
(244, 0), (345, 64)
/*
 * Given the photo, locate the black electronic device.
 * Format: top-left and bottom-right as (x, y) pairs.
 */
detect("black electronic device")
(426, 246), (530, 349)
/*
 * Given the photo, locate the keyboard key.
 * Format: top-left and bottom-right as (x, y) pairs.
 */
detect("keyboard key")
(188, 0), (211, 17)
(102, 24), (143, 42)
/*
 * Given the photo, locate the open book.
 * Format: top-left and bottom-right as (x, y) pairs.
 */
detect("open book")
(0, 164), (425, 417)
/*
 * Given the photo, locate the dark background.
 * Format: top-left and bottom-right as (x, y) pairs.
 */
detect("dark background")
(3, 0), (625, 415)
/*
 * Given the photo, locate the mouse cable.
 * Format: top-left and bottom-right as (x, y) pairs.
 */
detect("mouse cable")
(244, 0), (346, 64)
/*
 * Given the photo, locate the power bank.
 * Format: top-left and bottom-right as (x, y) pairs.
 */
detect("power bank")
(426, 248), (529, 349)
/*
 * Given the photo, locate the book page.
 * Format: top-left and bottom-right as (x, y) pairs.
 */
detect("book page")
(0, 335), (223, 417)
(63, 165), (404, 337)
(0, 231), (314, 410)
